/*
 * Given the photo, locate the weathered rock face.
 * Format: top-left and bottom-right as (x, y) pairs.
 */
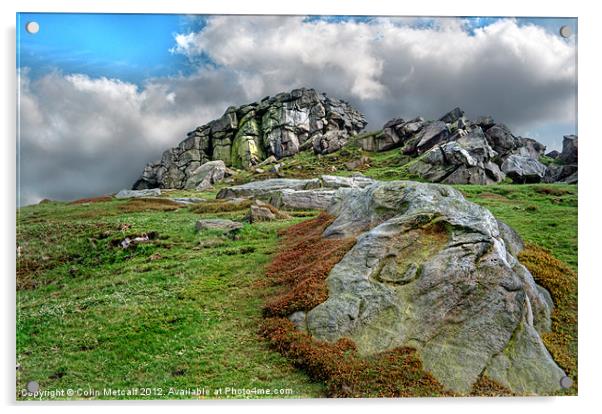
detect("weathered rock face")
(289, 180), (566, 395)
(133, 88), (366, 189)
(407, 128), (505, 185)
(216, 174), (376, 210)
(501, 155), (547, 183)
(559, 135), (578, 164)
(359, 109), (556, 184)
(184, 160), (226, 190)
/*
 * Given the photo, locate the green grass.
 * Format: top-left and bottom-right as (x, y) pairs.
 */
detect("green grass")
(17, 197), (325, 400)
(454, 184), (578, 270)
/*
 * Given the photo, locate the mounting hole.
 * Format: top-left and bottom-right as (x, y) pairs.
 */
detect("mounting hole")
(560, 376), (573, 389)
(25, 21), (40, 34)
(26, 380), (39, 393)
(559, 25), (572, 38)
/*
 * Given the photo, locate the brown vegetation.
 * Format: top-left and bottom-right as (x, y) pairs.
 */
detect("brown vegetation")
(519, 244), (578, 390)
(119, 198), (182, 213)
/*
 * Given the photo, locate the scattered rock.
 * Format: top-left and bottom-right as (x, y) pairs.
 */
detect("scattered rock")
(115, 188), (161, 199)
(302, 180), (564, 395)
(246, 200), (291, 223)
(195, 219), (243, 234)
(172, 197), (206, 205)
(289, 311), (307, 331)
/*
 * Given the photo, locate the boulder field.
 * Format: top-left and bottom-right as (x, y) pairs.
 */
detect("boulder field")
(132, 88), (577, 190)
(218, 176), (567, 395)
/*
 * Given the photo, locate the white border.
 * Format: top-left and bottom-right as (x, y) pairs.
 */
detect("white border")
(2, 1), (601, 413)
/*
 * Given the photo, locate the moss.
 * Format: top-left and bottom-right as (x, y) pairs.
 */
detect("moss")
(518, 244), (578, 394)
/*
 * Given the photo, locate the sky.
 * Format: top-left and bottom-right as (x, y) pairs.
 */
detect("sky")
(17, 13), (577, 206)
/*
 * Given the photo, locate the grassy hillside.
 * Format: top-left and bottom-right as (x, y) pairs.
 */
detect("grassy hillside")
(16, 160), (577, 399)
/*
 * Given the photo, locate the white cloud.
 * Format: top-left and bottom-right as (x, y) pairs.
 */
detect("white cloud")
(17, 69), (245, 205)
(172, 16), (576, 130)
(18, 17), (577, 205)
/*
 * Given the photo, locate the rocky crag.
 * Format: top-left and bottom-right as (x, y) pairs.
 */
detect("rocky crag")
(217, 176), (568, 395)
(133, 88), (366, 189)
(133, 89), (577, 189)
(358, 108), (577, 185)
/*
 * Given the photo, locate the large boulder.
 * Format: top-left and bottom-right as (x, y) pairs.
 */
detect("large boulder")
(501, 155), (547, 183)
(216, 174), (376, 210)
(298, 180), (565, 395)
(133, 88), (367, 189)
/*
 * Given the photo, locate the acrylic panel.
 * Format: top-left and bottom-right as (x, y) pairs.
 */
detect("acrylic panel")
(16, 13), (578, 400)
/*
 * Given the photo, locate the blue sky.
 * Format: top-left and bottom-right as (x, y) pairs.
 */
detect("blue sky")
(16, 13), (577, 205)
(17, 13), (197, 83)
(17, 13), (577, 85)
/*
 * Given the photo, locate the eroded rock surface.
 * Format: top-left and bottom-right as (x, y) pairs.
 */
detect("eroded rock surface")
(359, 109), (556, 185)
(133, 88), (366, 189)
(216, 174), (376, 210)
(288, 180), (567, 395)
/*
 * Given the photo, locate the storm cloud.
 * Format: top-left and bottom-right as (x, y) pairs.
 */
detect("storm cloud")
(18, 16), (576, 205)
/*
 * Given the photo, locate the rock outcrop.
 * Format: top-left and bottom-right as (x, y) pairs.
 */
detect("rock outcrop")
(133, 88), (366, 189)
(543, 135), (578, 184)
(359, 108), (556, 184)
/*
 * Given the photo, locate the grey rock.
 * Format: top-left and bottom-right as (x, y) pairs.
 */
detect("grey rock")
(115, 188), (161, 199)
(485, 124), (518, 156)
(270, 188), (339, 210)
(559, 135), (578, 164)
(172, 197), (206, 205)
(216, 178), (322, 200)
(439, 107), (465, 124)
(289, 311), (308, 331)
(411, 121), (450, 154)
(248, 204), (277, 222)
(195, 219), (243, 233)
(513, 137), (546, 159)
(407, 128), (504, 185)
(475, 115), (495, 129)
(133, 88), (366, 189)
(564, 170), (578, 184)
(320, 174), (375, 189)
(546, 150), (560, 159)
(184, 160), (226, 190)
(304, 180), (564, 395)
(501, 155), (547, 183)
(497, 219), (525, 257)
(543, 164), (578, 183)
